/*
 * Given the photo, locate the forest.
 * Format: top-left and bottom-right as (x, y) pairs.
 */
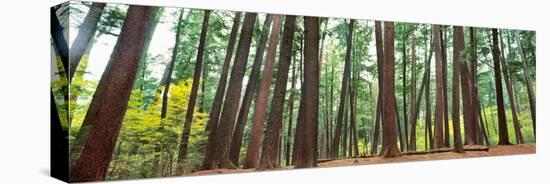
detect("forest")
(50, 2), (536, 182)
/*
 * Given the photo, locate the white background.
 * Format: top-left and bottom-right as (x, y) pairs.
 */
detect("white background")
(0, 0), (548, 183)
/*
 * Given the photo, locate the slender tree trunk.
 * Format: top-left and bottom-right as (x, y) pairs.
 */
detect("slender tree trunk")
(68, 3), (106, 81)
(440, 28), (451, 147)
(457, 26), (475, 150)
(331, 19), (354, 158)
(407, 28), (416, 152)
(69, 6), (154, 182)
(285, 46), (298, 166)
(469, 27), (487, 145)
(499, 31), (524, 144)
(491, 29), (511, 145)
(202, 12), (242, 169)
(175, 10), (211, 175)
(450, 27), (465, 152)
(425, 27), (434, 150)
(153, 9), (184, 174)
(255, 15), (294, 169)
(208, 12), (257, 170)
(411, 27), (432, 151)
(370, 21), (384, 155)
(294, 16), (320, 168)
(433, 25), (445, 149)
(230, 15), (274, 166)
(515, 31), (536, 139)
(242, 15), (283, 169)
(401, 29), (409, 152)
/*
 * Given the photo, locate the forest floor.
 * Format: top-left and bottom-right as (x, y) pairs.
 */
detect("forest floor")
(190, 144), (535, 176)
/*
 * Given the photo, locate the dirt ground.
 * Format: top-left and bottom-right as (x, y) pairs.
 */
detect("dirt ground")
(190, 144), (535, 176)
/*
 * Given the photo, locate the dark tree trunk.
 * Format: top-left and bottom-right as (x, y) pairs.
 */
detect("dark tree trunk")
(202, 12), (242, 169)
(294, 16), (320, 168)
(440, 28), (451, 147)
(331, 19), (354, 158)
(153, 9), (184, 174)
(68, 3), (106, 81)
(229, 15), (274, 166)
(499, 31), (524, 144)
(255, 15), (294, 169)
(425, 28), (434, 150)
(370, 21), (384, 155)
(243, 15), (283, 169)
(452, 26), (466, 152)
(407, 28), (416, 152)
(491, 29), (511, 145)
(409, 30), (432, 151)
(433, 25), (445, 149)
(401, 29), (408, 152)
(207, 13), (257, 170)
(469, 27), (488, 145)
(51, 6), (69, 76)
(69, 6), (154, 182)
(456, 27), (476, 146)
(175, 10), (211, 175)
(285, 46), (298, 166)
(515, 31), (536, 139)
(380, 21), (400, 158)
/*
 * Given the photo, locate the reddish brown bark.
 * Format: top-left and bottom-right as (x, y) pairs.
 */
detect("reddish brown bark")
(294, 16), (320, 168)
(380, 21), (400, 158)
(202, 12), (242, 169)
(255, 15), (294, 169)
(69, 6), (154, 182)
(433, 25), (445, 149)
(451, 26), (466, 152)
(370, 21), (384, 155)
(230, 15), (274, 166)
(209, 12), (258, 169)
(244, 15), (283, 169)
(491, 29), (511, 145)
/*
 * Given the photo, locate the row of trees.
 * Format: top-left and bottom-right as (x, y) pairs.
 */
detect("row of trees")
(51, 3), (536, 182)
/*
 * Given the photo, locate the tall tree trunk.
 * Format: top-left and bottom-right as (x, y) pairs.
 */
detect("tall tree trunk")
(294, 16), (320, 168)
(433, 25), (445, 149)
(440, 28), (451, 147)
(68, 3), (106, 81)
(410, 29), (432, 151)
(153, 9), (184, 175)
(380, 21), (400, 157)
(469, 27), (488, 145)
(207, 13), (257, 170)
(407, 28), (416, 152)
(285, 45), (298, 166)
(425, 27), (434, 150)
(401, 28), (408, 151)
(491, 29), (511, 145)
(457, 26), (476, 146)
(175, 10), (211, 175)
(331, 19), (354, 158)
(451, 26), (465, 152)
(202, 12), (242, 169)
(69, 6), (154, 182)
(370, 21), (384, 155)
(515, 31), (536, 139)
(230, 15), (274, 166)
(242, 15), (283, 169)
(499, 31), (524, 144)
(255, 15), (294, 169)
